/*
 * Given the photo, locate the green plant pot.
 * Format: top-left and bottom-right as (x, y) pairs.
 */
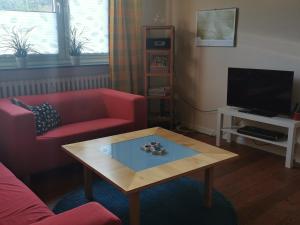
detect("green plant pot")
(16, 57), (27, 68)
(70, 56), (80, 66)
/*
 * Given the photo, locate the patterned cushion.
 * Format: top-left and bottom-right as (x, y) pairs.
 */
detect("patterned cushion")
(27, 103), (61, 135)
(11, 99), (61, 135)
(11, 98), (30, 109)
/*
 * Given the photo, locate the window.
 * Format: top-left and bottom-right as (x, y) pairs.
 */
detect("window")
(0, 0), (108, 67)
(0, 0), (58, 54)
(69, 0), (108, 54)
(0, 0), (55, 12)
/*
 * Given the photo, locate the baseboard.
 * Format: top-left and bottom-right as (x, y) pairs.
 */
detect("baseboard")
(180, 121), (216, 136)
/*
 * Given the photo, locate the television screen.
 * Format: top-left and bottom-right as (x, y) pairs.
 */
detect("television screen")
(227, 68), (294, 115)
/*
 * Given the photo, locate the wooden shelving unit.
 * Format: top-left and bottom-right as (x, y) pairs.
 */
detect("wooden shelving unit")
(143, 25), (175, 128)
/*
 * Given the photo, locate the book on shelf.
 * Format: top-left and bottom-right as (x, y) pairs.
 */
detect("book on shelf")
(149, 54), (169, 73)
(148, 87), (171, 96)
(150, 66), (169, 73)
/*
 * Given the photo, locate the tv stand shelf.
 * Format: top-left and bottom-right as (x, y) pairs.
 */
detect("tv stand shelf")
(216, 107), (300, 168)
(221, 128), (288, 148)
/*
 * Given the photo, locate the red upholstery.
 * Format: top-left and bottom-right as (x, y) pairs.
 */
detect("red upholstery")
(99, 89), (147, 130)
(0, 101), (36, 177)
(0, 163), (122, 225)
(31, 119), (134, 173)
(0, 163), (54, 225)
(17, 90), (108, 125)
(0, 88), (147, 177)
(30, 203), (121, 225)
(38, 118), (134, 143)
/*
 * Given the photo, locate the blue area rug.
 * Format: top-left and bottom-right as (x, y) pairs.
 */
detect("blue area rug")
(54, 178), (237, 225)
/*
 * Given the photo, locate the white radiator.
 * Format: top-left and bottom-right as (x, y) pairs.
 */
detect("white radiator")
(0, 74), (111, 98)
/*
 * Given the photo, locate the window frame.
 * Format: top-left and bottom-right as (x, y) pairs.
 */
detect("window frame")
(0, 0), (108, 69)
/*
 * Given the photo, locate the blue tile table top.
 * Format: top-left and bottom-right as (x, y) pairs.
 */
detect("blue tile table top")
(99, 135), (200, 172)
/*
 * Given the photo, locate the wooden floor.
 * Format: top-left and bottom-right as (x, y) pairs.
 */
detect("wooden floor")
(30, 131), (300, 225)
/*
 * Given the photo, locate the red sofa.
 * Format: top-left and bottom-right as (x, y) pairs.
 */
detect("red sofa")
(0, 163), (121, 225)
(0, 88), (147, 178)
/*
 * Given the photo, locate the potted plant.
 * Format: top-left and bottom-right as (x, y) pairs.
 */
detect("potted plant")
(69, 27), (88, 66)
(0, 27), (37, 68)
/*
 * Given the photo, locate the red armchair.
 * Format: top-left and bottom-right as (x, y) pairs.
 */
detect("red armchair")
(0, 163), (121, 225)
(0, 88), (147, 178)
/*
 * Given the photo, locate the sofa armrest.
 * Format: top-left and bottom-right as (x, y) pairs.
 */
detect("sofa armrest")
(100, 89), (147, 130)
(0, 100), (36, 177)
(30, 202), (122, 225)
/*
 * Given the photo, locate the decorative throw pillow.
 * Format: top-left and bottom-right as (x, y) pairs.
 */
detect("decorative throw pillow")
(27, 103), (61, 135)
(11, 98), (61, 135)
(11, 98), (30, 109)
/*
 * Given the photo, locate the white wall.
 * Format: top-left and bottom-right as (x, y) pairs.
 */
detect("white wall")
(142, 0), (168, 25)
(170, 0), (300, 161)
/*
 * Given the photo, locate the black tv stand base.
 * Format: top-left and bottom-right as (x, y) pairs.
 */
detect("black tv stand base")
(238, 109), (277, 117)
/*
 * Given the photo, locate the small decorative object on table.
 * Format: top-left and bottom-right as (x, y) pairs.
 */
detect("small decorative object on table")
(141, 141), (167, 155)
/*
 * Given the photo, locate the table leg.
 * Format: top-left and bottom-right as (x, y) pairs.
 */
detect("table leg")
(216, 111), (223, 146)
(129, 192), (140, 225)
(227, 115), (234, 143)
(84, 166), (93, 201)
(204, 167), (214, 208)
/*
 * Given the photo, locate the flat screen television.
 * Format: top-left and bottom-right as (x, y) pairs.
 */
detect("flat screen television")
(227, 67), (294, 116)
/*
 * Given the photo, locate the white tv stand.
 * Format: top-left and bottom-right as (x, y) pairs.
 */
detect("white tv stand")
(216, 107), (300, 168)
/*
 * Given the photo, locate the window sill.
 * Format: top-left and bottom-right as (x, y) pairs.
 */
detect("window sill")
(0, 54), (109, 71)
(0, 63), (109, 81)
(0, 61), (108, 71)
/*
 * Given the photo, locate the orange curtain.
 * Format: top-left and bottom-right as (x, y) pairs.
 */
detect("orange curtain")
(109, 0), (142, 94)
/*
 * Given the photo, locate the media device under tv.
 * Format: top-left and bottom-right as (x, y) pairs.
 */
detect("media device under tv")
(237, 126), (287, 141)
(227, 67), (294, 117)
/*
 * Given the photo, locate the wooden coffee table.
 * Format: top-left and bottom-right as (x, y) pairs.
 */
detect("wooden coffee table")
(62, 127), (237, 225)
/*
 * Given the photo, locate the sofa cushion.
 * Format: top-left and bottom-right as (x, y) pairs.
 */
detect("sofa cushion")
(29, 103), (61, 135)
(18, 89), (108, 125)
(11, 98), (61, 135)
(37, 118), (134, 144)
(27, 118), (134, 175)
(0, 163), (53, 225)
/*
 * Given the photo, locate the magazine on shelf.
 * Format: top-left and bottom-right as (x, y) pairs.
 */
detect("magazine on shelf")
(148, 87), (171, 96)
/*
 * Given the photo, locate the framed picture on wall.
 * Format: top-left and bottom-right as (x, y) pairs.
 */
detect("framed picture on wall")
(196, 8), (238, 47)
